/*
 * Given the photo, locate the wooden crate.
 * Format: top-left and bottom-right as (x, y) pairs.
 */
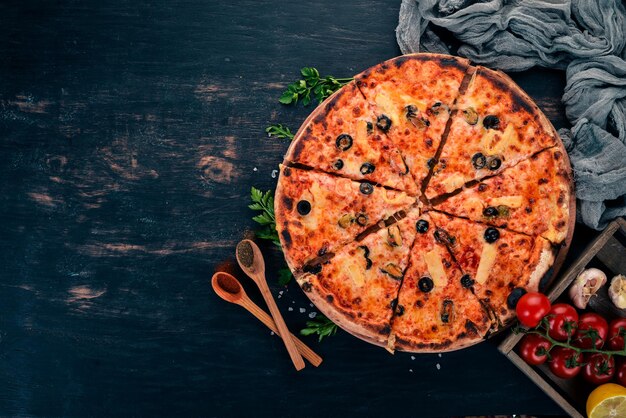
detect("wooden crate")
(498, 218), (626, 418)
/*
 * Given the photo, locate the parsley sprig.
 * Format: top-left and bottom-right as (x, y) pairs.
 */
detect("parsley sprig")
(280, 67), (353, 106)
(265, 124), (294, 140)
(249, 187), (280, 247)
(300, 315), (339, 342)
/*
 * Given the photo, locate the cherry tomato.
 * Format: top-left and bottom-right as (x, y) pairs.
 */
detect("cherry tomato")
(607, 318), (626, 351)
(547, 303), (578, 341)
(616, 359), (626, 386)
(518, 334), (552, 365)
(574, 313), (609, 349)
(549, 347), (583, 379)
(582, 353), (615, 385)
(516, 292), (551, 328)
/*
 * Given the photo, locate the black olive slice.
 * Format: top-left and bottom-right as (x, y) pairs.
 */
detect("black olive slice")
(487, 156), (502, 171)
(441, 300), (453, 323)
(418, 276), (434, 293)
(507, 287), (527, 309)
(355, 213), (368, 226)
(366, 121), (373, 135)
(332, 159), (344, 170)
(416, 219), (429, 233)
(460, 274), (474, 288)
(335, 134), (353, 151)
(483, 206), (498, 218)
(358, 245), (372, 270)
(484, 227), (500, 243)
(360, 162), (375, 175)
(482, 115), (500, 130)
(297, 200), (311, 216)
(463, 107), (478, 125)
(359, 182), (374, 195)
(376, 115), (392, 132)
(472, 152), (487, 169)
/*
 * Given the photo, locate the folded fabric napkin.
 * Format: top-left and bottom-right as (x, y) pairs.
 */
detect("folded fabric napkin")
(397, 0), (626, 230)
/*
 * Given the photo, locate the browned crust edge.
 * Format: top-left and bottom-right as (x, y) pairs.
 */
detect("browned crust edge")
(296, 273), (391, 349)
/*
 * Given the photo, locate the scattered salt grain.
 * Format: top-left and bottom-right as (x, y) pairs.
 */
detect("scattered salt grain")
(409, 369), (413, 373)
(309, 303), (313, 307)
(288, 307), (293, 312)
(271, 169), (278, 178)
(299, 308), (306, 313)
(436, 363), (441, 370)
(253, 167), (258, 172)
(308, 312), (317, 319)
(270, 331), (275, 336)
(292, 301), (295, 304)
(410, 356), (415, 361)
(438, 353), (442, 358)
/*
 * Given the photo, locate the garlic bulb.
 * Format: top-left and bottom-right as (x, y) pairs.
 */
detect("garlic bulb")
(568, 268), (607, 309)
(609, 274), (626, 309)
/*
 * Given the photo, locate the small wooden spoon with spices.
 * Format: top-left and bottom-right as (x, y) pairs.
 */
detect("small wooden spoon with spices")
(236, 239), (306, 371)
(211, 271), (322, 367)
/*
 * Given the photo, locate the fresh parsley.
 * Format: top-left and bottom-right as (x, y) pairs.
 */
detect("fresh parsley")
(278, 267), (293, 286)
(265, 124), (294, 140)
(249, 187), (281, 247)
(300, 315), (338, 342)
(279, 67), (353, 106)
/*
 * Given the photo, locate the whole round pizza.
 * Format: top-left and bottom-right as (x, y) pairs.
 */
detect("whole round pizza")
(275, 53), (575, 353)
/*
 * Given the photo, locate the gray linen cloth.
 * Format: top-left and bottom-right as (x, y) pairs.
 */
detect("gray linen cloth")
(397, 0), (626, 229)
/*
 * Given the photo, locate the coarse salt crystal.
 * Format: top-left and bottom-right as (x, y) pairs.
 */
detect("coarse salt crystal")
(308, 312), (317, 318)
(410, 356), (415, 360)
(299, 308), (306, 313)
(288, 307), (293, 311)
(436, 363), (441, 370)
(271, 169), (278, 178)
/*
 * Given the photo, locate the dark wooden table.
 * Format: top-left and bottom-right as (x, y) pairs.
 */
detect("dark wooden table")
(0, 1), (597, 416)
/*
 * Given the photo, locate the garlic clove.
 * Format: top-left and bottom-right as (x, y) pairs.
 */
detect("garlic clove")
(568, 268), (607, 309)
(609, 274), (626, 309)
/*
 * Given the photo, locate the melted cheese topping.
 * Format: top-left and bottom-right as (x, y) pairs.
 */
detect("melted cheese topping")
(440, 173), (467, 194)
(489, 195), (523, 208)
(481, 123), (519, 155)
(374, 90), (427, 124)
(475, 243), (497, 284)
(342, 258), (365, 287)
(423, 247), (447, 288)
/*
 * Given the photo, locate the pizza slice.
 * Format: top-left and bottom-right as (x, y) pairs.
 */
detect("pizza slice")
(428, 211), (555, 327)
(355, 54), (470, 190)
(275, 165), (416, 272)
(425, 66), (558, 199)
(388, 212), (492, 353)
(433, 147), (573, 244)
(296, 208), (422, 347)
(283, 81), (418, 195)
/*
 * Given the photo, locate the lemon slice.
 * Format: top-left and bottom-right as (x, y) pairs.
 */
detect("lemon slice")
(587, 383), (626, 418)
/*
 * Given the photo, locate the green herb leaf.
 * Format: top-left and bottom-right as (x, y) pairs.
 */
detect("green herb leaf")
(280, 67), (353, 106)
(300, 315), (338, 342)
(249, 187), (281, 247)
(278, 267), (293, 286)
(265, 124), (294, 140)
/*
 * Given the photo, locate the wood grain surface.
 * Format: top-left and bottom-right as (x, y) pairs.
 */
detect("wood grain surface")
(0, 0), (598, 416)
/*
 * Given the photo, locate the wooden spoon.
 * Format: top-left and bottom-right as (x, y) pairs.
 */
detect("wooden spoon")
(236, 239), (306, 371)
(211, 271), (322, 367)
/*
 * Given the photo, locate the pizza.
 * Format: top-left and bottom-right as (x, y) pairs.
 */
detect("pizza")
(275, 164), (416, 272)
(275, 53), (575, 353)
(283, 82), (418, 195)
